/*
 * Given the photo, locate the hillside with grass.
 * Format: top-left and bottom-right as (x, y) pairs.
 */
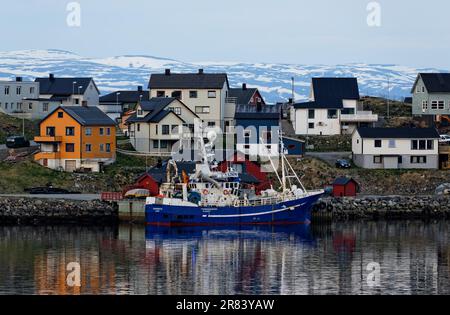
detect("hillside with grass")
(0, 113), (39, 144)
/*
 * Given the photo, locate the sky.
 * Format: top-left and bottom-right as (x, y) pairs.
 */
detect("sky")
(1, 0), (450, 68)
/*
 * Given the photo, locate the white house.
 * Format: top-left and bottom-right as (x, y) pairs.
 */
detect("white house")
(0, 77), (41, 118)
(148, 69), (233, 130)
(352, 127), (440, 169)
(291, 78), (378, 136)
(127, 97), (199, 154)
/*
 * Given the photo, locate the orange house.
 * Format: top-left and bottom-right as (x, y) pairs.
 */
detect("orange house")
(34, 106), (117, 172)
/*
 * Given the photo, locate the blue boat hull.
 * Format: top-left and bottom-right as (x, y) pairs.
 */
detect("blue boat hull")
(145, 193), (323, 226)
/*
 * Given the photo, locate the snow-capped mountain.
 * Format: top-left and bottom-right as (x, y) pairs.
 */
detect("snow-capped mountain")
(0, 49), (446, 103)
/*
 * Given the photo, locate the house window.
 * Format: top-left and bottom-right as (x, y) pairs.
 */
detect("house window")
(106, 143), (111, 152)
(208, 91), (216, 98)
(160, 140), (168, 149)
(431, 101), (444, 110)
(422, 86), (425, 93)
(58, 112), (64, 118)
(106, 128), (111, 136)
(137, 124), (140, 132)
(422, 101), (428, 110)
(75, 98), (80, 105)
(308, 109), (315, 119)
(438, 101), (445, 110)
(189, 91), (198, 98)
(137, 109), (143, 116)
(16, 86), (21, 95)
(65, 143), (75, 152)
(373, 156), (382, 164)
(427, 140), (434, 150)
(4, 86), (9, 95)
(99, 128), (104, 135)
(85, 144), (92, 152)
(30, 87), (35, 94)
(398, 156), (403, 164)
(171, 91), (182, 100)
(157, 91), (165, 97)
(411, 156), (427, 164)
(85, 128), (92, 136)
(28, 103), (33, 110)
(195, 106), (210, 114)
(162, 125), (170, 135)
(43, 103), (49, 112)
(308, 122), (314, 129)
(411, 140), (418, 150)
(327, 109), (338, 119)
(374, 140), (382, 148)
(46, 127), (55, 136)
(100, 144), (104, 152)
(416, 86), (420, 93)
(419, 140), (426, 150)
(207, 122), (216, 127)
(388, 139), (396, 148)
(170, 107), (181, 115)
(66, 127), (75, 136)
(153, 141), (159, 149)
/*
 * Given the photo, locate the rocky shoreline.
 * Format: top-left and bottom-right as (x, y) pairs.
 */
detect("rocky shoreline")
(0, 197), (117, 224)
(315, 195), (450, 221)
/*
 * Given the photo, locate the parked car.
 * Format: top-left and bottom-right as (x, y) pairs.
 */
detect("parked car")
(335, 159), (352, 169)
(439, 135), (450, 144)
(24, 186), (81, 195)
(6, 136), (30, 149)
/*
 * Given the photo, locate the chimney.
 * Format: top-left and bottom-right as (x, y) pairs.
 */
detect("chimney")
(288, 98), (293, 104)
(165, 69), (171, 76)
(256, 101), (262, 112)
(15, 77), (22, 82)
(242, 83), (247, 90)
(137, 86), (143, 92)
(49, 73), (55, 81)
(198, 69), (204, 75)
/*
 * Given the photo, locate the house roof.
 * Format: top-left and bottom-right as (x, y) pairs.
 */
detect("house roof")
(126, 97), (189, 124)
(41, 106), (116, 126)
(228, 87), (258, 104)
(99, 90), (150, 104)
(416, 73), (450, 93)
(356, 127), (440, 139)
(294, 78), (360, 109)
(35, 76), (96, 95)
(333, 177), (358, 186)
(234, 104), (281, 120)
(148, 72), (229, 89)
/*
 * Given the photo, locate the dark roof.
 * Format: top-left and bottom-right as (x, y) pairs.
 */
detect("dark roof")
(149, 72), (229, 89)
(235, 104), (281, 120)
(228, 87), (258, 104)
(418, 73), (450, 93)
(356, 127), (440, 139)
(35, 77), (96, 95)
(41, 106), (116, 126)
(333, 177), (358, 186)
(126, 97), (185, 124)
(403, 97), (412, 104)
(99, 90), (150, 104)
(295, 78), (360, 109)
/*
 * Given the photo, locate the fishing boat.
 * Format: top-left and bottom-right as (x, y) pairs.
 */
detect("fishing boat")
(145, 127), (324, 226)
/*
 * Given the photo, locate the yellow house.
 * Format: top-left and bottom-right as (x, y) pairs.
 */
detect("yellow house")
(34, 106), (117, 172)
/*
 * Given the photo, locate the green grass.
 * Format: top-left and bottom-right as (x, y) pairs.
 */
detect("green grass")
(0, 113), (39, 144)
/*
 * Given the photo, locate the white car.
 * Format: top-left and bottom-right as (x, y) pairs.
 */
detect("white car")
(439, 135), (450, 143)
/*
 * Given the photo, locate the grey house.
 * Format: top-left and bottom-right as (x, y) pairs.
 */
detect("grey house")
(352, 127), (440, 169)
(411, 73), (450, 117)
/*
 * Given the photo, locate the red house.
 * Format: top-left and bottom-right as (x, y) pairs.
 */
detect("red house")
(332, 177), (359, 198)
(218, 153), (271, 193)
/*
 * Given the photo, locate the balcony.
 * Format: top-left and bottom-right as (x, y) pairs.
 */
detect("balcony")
(34, 152), (61, 160)
(340, 111), (378, 123)
(34, 136), (63, 143)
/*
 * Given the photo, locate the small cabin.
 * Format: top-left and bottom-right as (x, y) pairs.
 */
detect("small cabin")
(332, 177), (359, 197)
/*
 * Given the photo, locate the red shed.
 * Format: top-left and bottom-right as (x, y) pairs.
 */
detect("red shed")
(332, 177), (359, 197)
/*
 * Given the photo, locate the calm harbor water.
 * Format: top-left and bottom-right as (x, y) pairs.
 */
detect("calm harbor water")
(0, 221), (449, 295)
